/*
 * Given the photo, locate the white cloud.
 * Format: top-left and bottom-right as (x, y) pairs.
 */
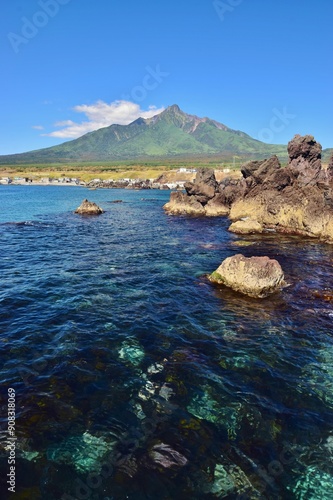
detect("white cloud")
(32, 125), (44, 130)
(43, 100), (165, 139)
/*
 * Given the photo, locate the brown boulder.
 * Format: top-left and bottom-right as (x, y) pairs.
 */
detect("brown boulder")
(75, 199), (104, 215)
(209, 254), (285, 298)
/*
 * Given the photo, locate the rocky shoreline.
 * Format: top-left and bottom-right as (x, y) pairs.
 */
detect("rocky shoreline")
(0, 176), (185, 191)
(164, 134), (333, 243)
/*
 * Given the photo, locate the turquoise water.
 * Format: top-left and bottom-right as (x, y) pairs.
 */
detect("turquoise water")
(0, 185), (333, 499)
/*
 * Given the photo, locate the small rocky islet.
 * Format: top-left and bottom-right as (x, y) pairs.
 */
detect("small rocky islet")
(74, 198), (104, 215)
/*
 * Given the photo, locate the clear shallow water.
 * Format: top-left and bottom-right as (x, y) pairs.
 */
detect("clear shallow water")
(0, 185), (333, 499)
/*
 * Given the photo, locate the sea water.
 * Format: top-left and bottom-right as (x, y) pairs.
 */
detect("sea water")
(0, 185), (333, 499)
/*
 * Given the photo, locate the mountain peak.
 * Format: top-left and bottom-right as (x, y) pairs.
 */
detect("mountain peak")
(166, 104), (181, 113)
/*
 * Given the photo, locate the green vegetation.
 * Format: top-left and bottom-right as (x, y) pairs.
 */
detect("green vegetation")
(0, 105), (289, 167)
(1, 106), (330, 177)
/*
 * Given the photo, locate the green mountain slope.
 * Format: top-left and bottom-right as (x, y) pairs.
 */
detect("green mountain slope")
(0, 104), (291, 164)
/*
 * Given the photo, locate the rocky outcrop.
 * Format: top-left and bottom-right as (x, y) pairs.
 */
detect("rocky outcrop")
(208, 254), (286, 298)
(229, 135), (333, 241)
(164, 168), (230, 216)
(74, 199), (104, 215)
(163, 191), (206, 215)
(163, 134), (333, 242)
(241, 155), (281, 185)
(184, 168), (217, 204)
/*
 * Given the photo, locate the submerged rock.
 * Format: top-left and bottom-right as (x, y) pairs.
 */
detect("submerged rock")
(148, 442), (188, 468)
(209, 254), (285, 298)
(74, 199), (104, 215)
(118, 341), (145, 367)
(290, 464), (333, 499)
(47, 431), (112, 473)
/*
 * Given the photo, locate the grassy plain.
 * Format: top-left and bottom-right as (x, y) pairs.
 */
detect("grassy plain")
(0, 158), (245, 182)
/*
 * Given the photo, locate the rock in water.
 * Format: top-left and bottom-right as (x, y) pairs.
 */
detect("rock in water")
(228, 219), (263, 234)
(209, 254), (285, 298)
(74, 199), (104, 215)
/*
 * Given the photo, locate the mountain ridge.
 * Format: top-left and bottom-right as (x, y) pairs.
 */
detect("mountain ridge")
(0, 105), (329, 165)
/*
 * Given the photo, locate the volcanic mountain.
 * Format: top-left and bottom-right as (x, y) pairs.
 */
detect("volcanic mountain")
(0, 104), (290, 164)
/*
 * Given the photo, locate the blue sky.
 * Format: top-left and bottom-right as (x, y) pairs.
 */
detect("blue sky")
(1, 0), (332, 154)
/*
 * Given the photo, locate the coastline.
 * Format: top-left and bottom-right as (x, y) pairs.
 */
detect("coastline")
(0, 181), (83, 187)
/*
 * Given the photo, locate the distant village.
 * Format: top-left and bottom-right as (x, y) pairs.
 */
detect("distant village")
(0, 168), (205, 190)
(0, 167), (234, 190)
(0, 167), (235, 190)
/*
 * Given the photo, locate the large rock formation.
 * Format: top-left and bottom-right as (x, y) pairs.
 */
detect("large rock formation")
(164, 133), (333, 242)
(230, 135), (333, 241)
(74, 199), (104, 215)
(208, 254), (286, 298)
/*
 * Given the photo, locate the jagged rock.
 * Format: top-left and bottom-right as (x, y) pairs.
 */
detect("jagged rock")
(218, 177), (248, 205)
(228, 219), (263, 234)
(74, 199), (104, 215)
(288, 134), (322, 185)
(163, 135), (333, 241)
(264, 166), (296, 190)
(241, 155), (281, 184)
(164, 169), (221, 215)
(184, 168), (217, 204)
(229, 135), (333, 242)
(209, 254), (286, 298)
